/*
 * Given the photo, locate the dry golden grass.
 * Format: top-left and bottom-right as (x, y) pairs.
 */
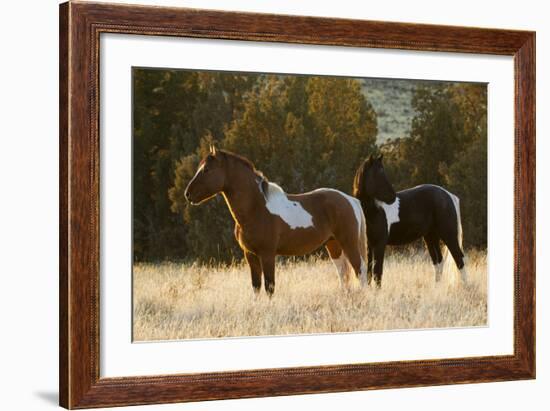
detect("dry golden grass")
(133, 250), (487, 341)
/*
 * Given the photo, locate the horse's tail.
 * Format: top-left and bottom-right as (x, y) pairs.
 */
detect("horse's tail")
(358, 206), (368, 263)
(454, 196), (463, 250)
(442, 190), (465, 282)
(357, 203), (370, 286)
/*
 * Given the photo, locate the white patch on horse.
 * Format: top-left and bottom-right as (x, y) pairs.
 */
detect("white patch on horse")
(263, 182), (314, 229)
(312, 189), (363, 236)
(375, 198), (401, 234)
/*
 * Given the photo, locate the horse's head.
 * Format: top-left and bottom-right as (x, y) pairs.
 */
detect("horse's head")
(184, 145), (227, 205)
(353, 154), (396, 203)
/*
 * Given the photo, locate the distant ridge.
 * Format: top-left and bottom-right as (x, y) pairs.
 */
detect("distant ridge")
(361, 78), (417, 144)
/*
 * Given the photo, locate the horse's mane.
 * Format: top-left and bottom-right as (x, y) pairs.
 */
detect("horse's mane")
(352, 159), (368, 198)
(219, 149), (266, 180)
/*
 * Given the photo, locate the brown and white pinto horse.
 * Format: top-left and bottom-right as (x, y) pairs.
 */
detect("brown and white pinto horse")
(184, 147), (369, 296)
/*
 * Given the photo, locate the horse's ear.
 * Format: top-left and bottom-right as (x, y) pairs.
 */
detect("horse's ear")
(377, 154), (384, 162)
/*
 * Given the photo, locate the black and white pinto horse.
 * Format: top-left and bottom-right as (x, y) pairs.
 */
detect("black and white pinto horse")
(353, 154), (468, 287)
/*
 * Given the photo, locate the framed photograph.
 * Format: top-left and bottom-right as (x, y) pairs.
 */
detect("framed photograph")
(59, 2), (535, 408)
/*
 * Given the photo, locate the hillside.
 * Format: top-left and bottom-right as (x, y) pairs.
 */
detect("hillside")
(362, 78), (418, 143)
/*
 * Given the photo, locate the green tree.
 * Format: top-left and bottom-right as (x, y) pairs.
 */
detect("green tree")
(222, 75), (377, 192)
(444, 135), (487, 247)
(380, 82), (487, 248)
(407, 84), (469, 185)
(133, 69), (203, 261)
(306, 77), (378, 190)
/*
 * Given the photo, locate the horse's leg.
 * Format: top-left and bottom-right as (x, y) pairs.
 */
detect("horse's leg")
(424, 234), (443, 282)
(338, 239), (368, 288)
(372, 243), (386, 288)
(244, 251), (262, 294)
(259, 253), (276, 296)
(440, 235), (468, 283)
(367, 245), (373, 286)
(325, 239), (351, 289)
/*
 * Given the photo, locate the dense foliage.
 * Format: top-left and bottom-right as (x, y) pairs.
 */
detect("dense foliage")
(133, 69), (486, 262)
(379, 82), (487, 248)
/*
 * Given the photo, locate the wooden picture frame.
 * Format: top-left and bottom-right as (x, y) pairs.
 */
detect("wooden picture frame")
(59, 1), (535, 408)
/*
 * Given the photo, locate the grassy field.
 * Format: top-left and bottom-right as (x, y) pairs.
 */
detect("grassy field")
(133, 249), (487, 341)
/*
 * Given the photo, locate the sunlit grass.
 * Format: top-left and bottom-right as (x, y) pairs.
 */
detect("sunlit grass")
(133, 250), (487, 341)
